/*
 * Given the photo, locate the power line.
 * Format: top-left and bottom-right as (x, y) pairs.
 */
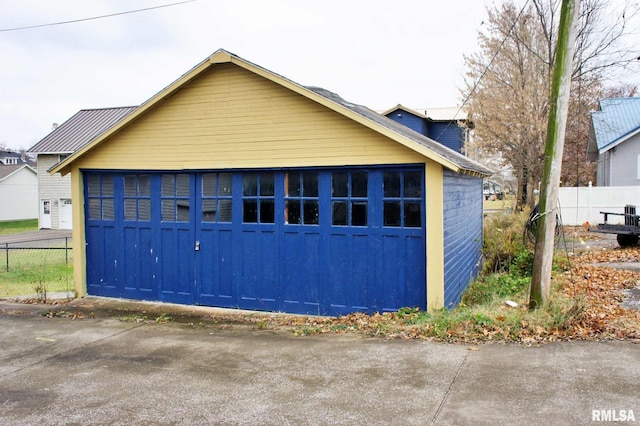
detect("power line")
(434, 0), (532, 143)
(0, 0), (197, 33)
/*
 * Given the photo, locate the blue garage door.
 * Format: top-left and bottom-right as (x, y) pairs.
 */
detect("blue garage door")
(84, 166), (425, 315)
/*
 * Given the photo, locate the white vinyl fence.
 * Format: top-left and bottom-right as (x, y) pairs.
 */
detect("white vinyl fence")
(558, 184), (640, 226)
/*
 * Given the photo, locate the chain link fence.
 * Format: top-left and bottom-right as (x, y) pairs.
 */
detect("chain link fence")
(1, 237), (72, 272)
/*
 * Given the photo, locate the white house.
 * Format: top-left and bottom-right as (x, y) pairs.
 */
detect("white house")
(587, 97), (640, 186)
(27, 106), (136, 229)
(0, 164), (38, 222)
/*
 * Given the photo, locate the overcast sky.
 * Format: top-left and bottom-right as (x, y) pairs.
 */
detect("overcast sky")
(0, 0), (636, 151)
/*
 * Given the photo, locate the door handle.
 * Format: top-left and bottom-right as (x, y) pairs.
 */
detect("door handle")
(195, 241), (200, 251)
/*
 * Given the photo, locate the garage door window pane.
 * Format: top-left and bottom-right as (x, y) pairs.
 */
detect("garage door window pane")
(162, 200), (175, 221)
(352, 202), (367, 226)
(331, 170), (368, 227)
(404, 172), (422, 198)
(352, 172), (368, 197)
(332, 173), (348, 197)
(89, 199), (101, 219)
(102, 199), (114, 220)
(332, 201), (347, 225)
(286, 172), (319, 225)
(162, 174), (190, 222)
(303, 200), (319, 225)
(87, 174), (114, 221)
(243, 200), (258, 222)
(243, 173), (274, 224)
(138, 199), (151, 221)
(124, 175), (137, 196)
(88, 175), (100, 196)
(384, 202), (401, 226)
(202, 173), (233, 223)
(384, 172), (400, 197)
(382, 170), (423, 228)
(202, 199), (217, 222)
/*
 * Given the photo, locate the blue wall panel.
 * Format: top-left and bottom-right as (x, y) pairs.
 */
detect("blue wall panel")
(428, 123), (464, 153)
(385, 109), (427, 135)
(443, 170), (483, 308)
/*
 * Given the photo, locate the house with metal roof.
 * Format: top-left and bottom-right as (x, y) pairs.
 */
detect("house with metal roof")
(381, 105), (471, 155)
(587, 97), (640, 186)
(0, 164), (37, 222)
(27, 106), (136, 229)
(51, 49), (491, 315)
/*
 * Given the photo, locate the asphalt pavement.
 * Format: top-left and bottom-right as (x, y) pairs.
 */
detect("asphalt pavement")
(0, 299), (638, 425)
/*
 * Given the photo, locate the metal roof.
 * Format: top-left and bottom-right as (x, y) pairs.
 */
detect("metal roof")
(27, 106), (137, 154)
(591, 97), (640, 153)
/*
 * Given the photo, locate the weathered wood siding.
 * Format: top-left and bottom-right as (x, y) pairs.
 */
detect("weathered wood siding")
(37, 154), (72, 229)
(78, 64), (425, 170)
(443, 170), (483, 308)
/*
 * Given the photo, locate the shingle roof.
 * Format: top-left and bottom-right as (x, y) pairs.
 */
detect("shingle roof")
(0, 164), (35, 181)
(591, 97), (640, 153)
(380, 105), (468, 121)
(27, 106), (137, 154)
(53, 49), (492, 177)
(307, 88), (491, 176)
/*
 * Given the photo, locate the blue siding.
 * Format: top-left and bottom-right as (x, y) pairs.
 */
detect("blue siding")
(385, 109), (427, 135)
(428, 122), (464, 153)
(443, 170), (483, 308)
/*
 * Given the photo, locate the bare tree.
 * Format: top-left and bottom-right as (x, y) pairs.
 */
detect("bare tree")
(463, 0), (640, 209)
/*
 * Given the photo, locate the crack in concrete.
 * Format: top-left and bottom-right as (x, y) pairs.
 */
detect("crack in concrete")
(431, 351), (469, 424)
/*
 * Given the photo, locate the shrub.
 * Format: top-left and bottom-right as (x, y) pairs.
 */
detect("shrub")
(481, 210), (530, 274)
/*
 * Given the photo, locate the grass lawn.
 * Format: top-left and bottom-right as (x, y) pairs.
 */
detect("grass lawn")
(0, 219), (38, 235)
(0, 263), (74, 298)
(0, 231), (74, 298)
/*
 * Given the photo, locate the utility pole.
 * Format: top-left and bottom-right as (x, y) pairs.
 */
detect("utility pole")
(529, 0), (581, 309)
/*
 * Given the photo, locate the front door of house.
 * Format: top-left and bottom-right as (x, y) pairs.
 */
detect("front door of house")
(40, 200), (52, 229)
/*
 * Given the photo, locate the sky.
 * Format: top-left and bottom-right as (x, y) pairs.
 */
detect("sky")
(0, 0), (637, 152)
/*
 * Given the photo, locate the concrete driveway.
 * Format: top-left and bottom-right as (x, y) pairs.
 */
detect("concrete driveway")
(1, 302), (638, 425)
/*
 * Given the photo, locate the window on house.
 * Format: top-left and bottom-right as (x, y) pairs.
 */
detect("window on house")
(162, 174), (190, 222)
(124, 174), (151, 221)
(87, 174), (115, 220)
(243, 172), (274, 223)
(202, 173), (233, 222)
(58, 154), (69, 162)
(285, 171), (319, 225)
(331, 171), (368, 226)
(383, 171), (422, 228)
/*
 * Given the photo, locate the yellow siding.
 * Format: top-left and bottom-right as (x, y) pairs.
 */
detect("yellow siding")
(77, 63), (424, 170)
(70, 168), (87, 297)
(425, 161), (444, 311)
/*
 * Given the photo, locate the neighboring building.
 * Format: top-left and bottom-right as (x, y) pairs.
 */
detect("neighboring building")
(587, 97), (640, 186)
(0, 149), (35, 166)
(52, 49), (491, 316)
(382, 105), (470, 154)
(27, 107), (137, 229)
(0, 164), (38, 222)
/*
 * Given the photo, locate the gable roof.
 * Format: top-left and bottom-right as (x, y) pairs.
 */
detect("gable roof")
(51, 49), (491, 177)
(0, 164), (36, 181)
(28, 106), (137, 155)
(381, 105), (468, 121)
(589, 97), (640, 154)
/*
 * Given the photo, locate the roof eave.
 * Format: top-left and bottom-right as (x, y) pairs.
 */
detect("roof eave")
(51, 49), (480, 176)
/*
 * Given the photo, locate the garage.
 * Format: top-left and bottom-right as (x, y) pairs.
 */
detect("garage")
(53, 49), (490, 314)
(85, 167), (425, 315)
